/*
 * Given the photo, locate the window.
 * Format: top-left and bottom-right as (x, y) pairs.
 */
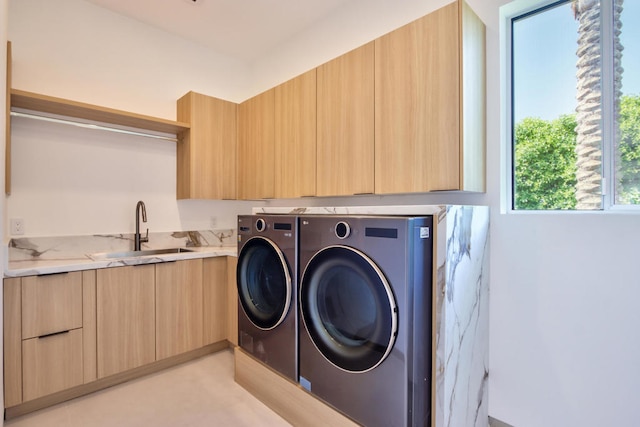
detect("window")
(502, 0), (639, 211)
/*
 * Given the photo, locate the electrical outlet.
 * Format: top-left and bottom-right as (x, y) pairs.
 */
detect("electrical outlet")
(10, 218), (25, 235)
(210, 216), (217, 229)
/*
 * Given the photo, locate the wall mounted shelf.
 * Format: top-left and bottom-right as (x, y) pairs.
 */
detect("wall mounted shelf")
(10, 89), (190, 135)
(6, 88), (191, 195)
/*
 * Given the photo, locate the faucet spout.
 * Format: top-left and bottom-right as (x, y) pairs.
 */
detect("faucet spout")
(135, 201), (149, 251)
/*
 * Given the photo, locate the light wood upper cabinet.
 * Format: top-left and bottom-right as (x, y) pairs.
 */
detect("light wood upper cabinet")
(156, 259), (204, 360)
(177, 91), (237, 200)
(274, 69), (317, 198)
(238, 89), (276, 199)
(96, 265), (156, 379)
(317, 43), (375, 197)
(374, 0), (485, 193)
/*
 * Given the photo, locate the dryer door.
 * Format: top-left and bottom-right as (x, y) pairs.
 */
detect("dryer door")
(300, 245), (398, 373)
(237, 236), (292, 330)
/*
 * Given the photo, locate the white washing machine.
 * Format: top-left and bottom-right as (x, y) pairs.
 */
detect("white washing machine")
(237, 214), (298, 381)
(298, 215), (433, 427)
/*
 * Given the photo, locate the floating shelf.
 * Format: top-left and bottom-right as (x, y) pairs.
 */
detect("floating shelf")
(10, 89), (190, 135)
(6, 87), (191, 195)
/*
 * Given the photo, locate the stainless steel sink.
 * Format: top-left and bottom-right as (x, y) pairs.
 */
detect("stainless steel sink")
(90, 247), (195, 260)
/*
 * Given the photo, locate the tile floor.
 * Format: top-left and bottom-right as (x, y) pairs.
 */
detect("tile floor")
(5, 349), (293, 427)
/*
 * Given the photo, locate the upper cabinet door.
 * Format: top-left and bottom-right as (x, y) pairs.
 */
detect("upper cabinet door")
(177, 91), (237, 200)
(238, 89), (276, 200)
(317, 42), (375, 197)
(375, 0), (485, 193)
(274, 69), (317, 198)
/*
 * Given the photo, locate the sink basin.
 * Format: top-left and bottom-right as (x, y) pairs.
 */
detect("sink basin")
(91, 247), (195, 260)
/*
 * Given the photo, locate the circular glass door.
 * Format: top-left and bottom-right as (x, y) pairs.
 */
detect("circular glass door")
(300, 245), (398, 373)
(237, 237), (291, 330)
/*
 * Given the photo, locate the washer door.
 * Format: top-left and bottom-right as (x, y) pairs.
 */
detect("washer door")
(237, 237), (292, 330)
(300, 245), (398, 373)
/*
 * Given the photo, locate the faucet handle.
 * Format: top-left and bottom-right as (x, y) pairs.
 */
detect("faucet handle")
(142, 228), (149, 243)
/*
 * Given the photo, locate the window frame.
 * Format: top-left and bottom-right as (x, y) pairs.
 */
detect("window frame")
(500, 0), (637, 213)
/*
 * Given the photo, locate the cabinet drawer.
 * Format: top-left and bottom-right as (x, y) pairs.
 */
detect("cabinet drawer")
(22, 328), (84, 401)
(22, 272), (83, 339)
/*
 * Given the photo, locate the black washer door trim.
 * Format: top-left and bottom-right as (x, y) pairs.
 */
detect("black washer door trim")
(300, 245), (398, 373)
(237, 236), (292, 330)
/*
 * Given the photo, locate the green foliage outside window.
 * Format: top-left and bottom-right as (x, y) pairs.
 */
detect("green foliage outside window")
(514, 114), (578, 209)
(514, 94), (640, 209)
(617, 95), (640, 204)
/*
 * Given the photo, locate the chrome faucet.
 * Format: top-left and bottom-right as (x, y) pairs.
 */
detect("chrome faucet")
(135, 200), (149, 251)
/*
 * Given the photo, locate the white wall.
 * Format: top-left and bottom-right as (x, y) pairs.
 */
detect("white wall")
(7, 0), (262, 237)
(8, 115), (259, 236)
(474, 1), (640, 426)
(9, 0), (253, 113)
(6, 0), (640, 426)
(245, 0), (453, 97)
(1, 0), (7, 421)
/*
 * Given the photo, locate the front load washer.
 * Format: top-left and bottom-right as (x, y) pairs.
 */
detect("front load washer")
(298, 215), (433, 427)
(237, 214), (298, 382)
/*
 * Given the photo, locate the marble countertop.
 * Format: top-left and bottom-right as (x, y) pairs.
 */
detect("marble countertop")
(5, 230), (238, 278)
(6, 246), (237, 278)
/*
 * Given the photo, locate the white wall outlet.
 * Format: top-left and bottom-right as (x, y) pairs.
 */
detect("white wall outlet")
(10, 218), (25, 235)
(210, 216), (217, 229)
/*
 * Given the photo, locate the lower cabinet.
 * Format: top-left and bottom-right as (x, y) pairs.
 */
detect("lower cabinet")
(226, 256), (238, 346)
(22, 329), (84, 401)
(202, 256), (237, 346)
(156, 259), (204, 359)
(3, 255), (234, 411)
(4, 278), (22, 407)
(203, 257), (227, 345)
(21, 272), (82, 339)
(3, 272), (91, 407)
(96, 264), (156, 378)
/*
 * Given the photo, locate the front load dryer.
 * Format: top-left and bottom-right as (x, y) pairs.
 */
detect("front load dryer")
(298, 215), (433, 427)
(237, 214), (298, 382)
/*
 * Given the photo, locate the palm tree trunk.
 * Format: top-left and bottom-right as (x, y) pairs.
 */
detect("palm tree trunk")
(573, 0), (603, 209)
(573, 0), (624, 209)
(612, 0), (624, 203)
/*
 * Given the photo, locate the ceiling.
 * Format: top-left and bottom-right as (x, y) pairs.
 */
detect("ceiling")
(84, 0), (352, 63)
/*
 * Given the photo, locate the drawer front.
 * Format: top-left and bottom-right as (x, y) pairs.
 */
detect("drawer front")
(22, 272), (83, 339)
(22, 328), (84, 401)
